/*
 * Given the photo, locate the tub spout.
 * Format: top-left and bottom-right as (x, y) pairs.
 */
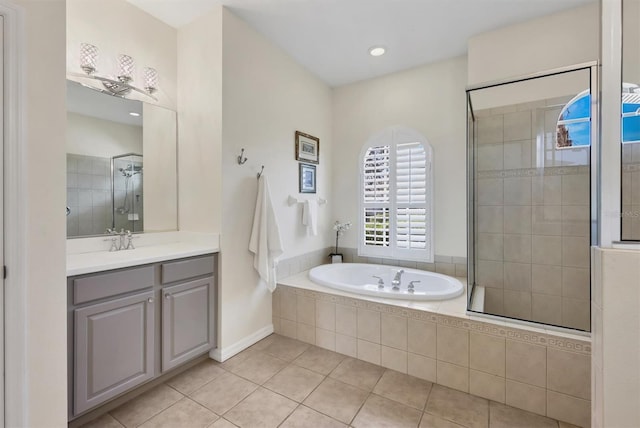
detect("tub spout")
(391, 269), (404, 291)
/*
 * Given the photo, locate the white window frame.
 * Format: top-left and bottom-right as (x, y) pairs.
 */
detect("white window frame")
(358, 127), (434, 262)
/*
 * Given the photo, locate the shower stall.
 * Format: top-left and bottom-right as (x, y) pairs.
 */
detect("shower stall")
(466, 64), (597, 332)
(112, 153), (144, 233)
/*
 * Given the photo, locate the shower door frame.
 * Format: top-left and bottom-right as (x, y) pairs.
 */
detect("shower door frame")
(465, 61), (599, 332)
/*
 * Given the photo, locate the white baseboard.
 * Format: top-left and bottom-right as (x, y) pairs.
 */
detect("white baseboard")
(209, 324), (274, 362)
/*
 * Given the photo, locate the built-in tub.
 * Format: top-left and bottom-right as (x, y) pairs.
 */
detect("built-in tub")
(308, 263), (464, 301)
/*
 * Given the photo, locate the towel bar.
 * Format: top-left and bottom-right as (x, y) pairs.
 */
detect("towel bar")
(287, 195), (327, 206)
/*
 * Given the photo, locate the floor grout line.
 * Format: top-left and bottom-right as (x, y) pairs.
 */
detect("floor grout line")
(85, 334), (572, 428)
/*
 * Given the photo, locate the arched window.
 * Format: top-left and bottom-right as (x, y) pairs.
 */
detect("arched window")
(556, 84), (640, 147)
(556, 89), (591, 149)
(359, 127), (433, 262)
(622, 83), (640, 143)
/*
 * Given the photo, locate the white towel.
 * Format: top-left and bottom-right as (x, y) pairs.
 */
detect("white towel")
(302, 199), (318, 236)
(249, 175), (283, 292)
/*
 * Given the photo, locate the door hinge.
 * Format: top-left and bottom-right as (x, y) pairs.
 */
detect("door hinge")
(3, 266), (6, 279)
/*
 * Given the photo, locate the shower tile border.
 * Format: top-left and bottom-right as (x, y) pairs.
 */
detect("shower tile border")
(622, 161), (640, 172)
(477, 165), (590, 180)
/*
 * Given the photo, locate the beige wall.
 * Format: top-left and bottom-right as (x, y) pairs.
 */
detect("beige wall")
(468, 3), (599, 85)
(67, 112), (142, 157)
(219, 8), (333, 350)
(66, 0), (177, 110)
(143, 104), (178, 232)
(332, 56), (467, 258)
(8, 0), (68, 425)
(176, 6), (222, 234)
(592, 248), (640, 427)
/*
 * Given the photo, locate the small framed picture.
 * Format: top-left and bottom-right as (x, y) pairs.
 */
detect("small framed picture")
(299, 163), (316, 194)
(295, 131), (319, 164)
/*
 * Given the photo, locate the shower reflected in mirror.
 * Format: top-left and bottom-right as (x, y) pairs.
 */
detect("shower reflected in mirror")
(112, 153), (144, 232)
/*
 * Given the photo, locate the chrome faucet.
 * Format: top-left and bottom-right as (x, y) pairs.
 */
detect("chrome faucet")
(372, 275), (385, 289)
(391, 269), (404, 291)
(104, 228), (135, 251)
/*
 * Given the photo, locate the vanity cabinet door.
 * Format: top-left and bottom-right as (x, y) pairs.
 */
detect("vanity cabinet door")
(74, 291), (155, 415)
(162, 277), (215, 371)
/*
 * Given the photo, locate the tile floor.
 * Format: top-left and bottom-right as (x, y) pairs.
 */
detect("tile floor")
(81, 334), (581, 428)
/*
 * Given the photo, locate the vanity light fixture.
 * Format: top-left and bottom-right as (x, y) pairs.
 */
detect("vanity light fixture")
(129, 112), (140, 117)
(368, 46), (386, 57)
(72, 43), (159, 101)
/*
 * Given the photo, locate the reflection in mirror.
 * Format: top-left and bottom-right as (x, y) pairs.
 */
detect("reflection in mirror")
(466, 68), (592, 331)
(66, 80), (177, 238)
(113, 153), (144, 232)
(622, 0), (640, 240)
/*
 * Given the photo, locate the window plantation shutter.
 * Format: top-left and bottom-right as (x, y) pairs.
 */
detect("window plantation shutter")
(396, 143), (428, 250)
(358, 127), (433, 262)
(363, 146), (390, 247)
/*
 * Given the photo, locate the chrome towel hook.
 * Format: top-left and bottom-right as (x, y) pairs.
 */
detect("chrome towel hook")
(257, 165), (264, 179)
(237, 148), (248, 165)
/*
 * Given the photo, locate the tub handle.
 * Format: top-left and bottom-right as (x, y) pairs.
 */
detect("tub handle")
(372, 275), (385, 289)
(408, 280), (421, 293)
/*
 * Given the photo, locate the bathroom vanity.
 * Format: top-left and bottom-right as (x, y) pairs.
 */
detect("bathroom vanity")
(67, 249), (218, 418)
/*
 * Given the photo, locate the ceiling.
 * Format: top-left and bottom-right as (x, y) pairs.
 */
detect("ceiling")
(126, 0), (595, 87)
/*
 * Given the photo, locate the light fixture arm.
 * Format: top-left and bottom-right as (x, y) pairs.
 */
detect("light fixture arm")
(68, 72), (158, 102)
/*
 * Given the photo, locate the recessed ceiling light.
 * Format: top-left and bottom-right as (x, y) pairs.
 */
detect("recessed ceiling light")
(368, 46), (386, 57)
(129, 112), (140, 117)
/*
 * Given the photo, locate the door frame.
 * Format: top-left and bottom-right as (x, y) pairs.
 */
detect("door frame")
(0, 1), (27, 427)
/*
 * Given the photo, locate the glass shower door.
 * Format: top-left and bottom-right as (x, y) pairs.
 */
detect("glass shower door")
(466, 67), (594, 331)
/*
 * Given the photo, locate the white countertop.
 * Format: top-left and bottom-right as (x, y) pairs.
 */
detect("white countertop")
(67, 232), (219, 276)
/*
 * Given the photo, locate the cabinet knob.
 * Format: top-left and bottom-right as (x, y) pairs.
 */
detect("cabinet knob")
(147, 297), (154, 304)
(165, 293), (171, 299)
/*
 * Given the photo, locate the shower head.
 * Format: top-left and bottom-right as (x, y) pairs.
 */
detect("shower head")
(119, 164), (143, 177)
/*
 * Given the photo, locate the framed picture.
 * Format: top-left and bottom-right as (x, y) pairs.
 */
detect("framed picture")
(299, 163), (316, 194)
(295, 131), (320, 164)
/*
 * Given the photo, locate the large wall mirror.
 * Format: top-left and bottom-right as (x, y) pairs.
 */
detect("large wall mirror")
(66, 80), (178, 238)
(622, 0), (640, 241)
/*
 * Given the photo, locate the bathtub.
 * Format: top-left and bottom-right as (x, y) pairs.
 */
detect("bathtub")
(308, 263), (464, 301)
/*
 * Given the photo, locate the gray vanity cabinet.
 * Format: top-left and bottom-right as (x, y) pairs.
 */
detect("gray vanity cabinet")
(74, 290), (155, 415)
(162, 277), (215, 371)
(68, 254), (217, 419)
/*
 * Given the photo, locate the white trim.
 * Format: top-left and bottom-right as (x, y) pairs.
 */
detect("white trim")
(209, 324), (274, 362)
(0, 1), (26, 427)
(600, 0), (622, 247)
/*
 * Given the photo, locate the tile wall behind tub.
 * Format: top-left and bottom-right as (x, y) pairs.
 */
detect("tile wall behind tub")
(67, 154), (112, 237)
(275, 247), (467, 281)
(475, 98), (591, 331)
(621, 142), (640, 239)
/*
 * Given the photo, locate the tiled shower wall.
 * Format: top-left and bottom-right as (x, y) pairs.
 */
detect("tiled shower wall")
(622, 142), (640, 239)
(112, 158), (144, 233)
(474, 98), (591, 331)
(67, 154), (112, 237)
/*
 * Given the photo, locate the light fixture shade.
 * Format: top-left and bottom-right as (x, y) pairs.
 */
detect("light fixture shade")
(79, 43), (98, 74)
(117, 54), (135, 83)
(143, 67), (158, 94)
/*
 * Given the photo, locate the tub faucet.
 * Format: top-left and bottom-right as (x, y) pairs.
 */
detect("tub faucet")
(391, 269), (404, 291)
(372, 275), (385, 289)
